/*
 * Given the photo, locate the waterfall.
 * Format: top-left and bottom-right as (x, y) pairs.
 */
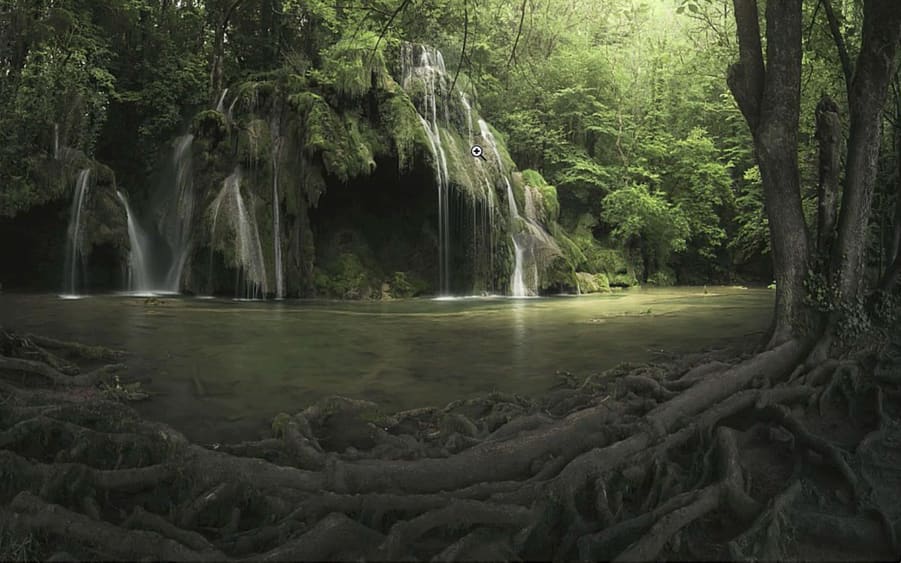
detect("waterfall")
(210, 167), (268, 299)
(155, 134), (195, 292)
(53, 123), (59, 160)
(215, 88), (229, 112)
(478, 120), (527, 297)
(63, 169), (91, 295)
(271, 135), (284, 299)
(507, 186), (528, 298)
(479, 120), (559, 296)
(117, 191), (154, 292)
(402, 44), (452, 295)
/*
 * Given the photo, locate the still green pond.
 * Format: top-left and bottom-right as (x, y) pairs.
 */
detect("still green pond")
(0, 287), (772, 442)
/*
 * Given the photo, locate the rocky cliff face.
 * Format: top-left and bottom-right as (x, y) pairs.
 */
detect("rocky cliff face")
(1, 43), (597, 298)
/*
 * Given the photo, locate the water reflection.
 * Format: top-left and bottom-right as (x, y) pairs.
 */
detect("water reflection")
(0, 288), (773, 442)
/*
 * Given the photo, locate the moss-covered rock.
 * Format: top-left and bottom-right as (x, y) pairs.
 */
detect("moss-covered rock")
(314, 252), (379, 299)
(192, 110), (229, 141)
(646, 268), (677, 287)
(575, 272), (611, 294)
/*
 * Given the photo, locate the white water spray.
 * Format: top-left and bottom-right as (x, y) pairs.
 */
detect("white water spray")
(210, 168), (268, 299)
(161, 134), (195, 291)
(63, 169), (91, 295)
(117, 191), (154, 292)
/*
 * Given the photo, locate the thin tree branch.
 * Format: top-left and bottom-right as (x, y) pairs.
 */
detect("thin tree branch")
(448, 0), (468, 94)
(369, 0), (412, 68)
(508, 0), (527, 68)
(821, 0), (853, 100)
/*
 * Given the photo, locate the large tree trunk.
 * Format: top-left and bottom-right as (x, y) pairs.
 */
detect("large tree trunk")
(879, 103), (901, 290)
(831, 0), (901, 301)
(728, 0), (810, 347)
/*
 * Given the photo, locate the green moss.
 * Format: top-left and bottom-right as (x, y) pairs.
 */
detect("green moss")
(315, 252), (378, 299)
(442, 128), (484, 201)
(378, 90), (429, 171)
(237, 119), (271, 165)
(575, 272), (611, 293)
(289, 92), (376, 182)
(192, 110), (228, 140)
(387, 271), (417, 298)
(521, 169), (546, 188)
(320, 32), (390, 99)
(647, 268), (676, 287)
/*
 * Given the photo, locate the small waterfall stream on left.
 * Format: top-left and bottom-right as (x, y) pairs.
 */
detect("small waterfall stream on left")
(62, 169), (91, 297)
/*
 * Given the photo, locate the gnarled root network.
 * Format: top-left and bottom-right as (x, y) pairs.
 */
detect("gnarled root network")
(1, 327), (900, 561)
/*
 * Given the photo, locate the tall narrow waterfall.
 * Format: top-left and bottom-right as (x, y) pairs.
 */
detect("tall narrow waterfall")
(478, 119), (559, 296)
(401, 44), (452, 294)
(215, 88), (229, 112)
(161, 134), (195, 291)
(478, 120), (527, 297)
(271, 135), (284, 299)
(53, 123), (59, 160)
(462, 93), (496, 293)
(63, 169), (91, 295)
(507, 185), (528, 298)
(117, 191), (154, 292)
(210, 168), (268, 299)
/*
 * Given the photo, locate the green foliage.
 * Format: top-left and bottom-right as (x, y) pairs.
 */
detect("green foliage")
(663, 128), (734, 260)
(730, 166), (770, 262)
(318, 31), (390, 100)
(289, 92), (375, 182)
(379, 91), (429, 171)
(602, 184), (690, 271)
(315, 252), (377, 299)
(388, 271), (419, 298)
(647, 269), (677, 287)
(575, 272), (611, 294)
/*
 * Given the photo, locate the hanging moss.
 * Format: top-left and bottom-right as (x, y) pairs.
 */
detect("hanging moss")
(378, 89), (430, 171)
(288, 92), (375, 182)
(237, 119), (272, 167)
(319, 32), (391, 101)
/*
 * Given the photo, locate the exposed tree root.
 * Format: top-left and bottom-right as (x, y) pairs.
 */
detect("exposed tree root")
(2, 329), (900, 561)
(0, 355), (126, 387)
(23, 333), (126, 363)
(9, 492), (220, 560)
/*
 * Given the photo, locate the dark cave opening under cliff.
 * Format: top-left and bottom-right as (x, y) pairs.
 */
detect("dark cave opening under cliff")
(309, 154), (494, 296)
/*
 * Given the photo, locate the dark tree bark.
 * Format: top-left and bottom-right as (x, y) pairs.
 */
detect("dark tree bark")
(880, 118), (901, 290)
(816, 96), (842, 258)
(209, 0), (245, 107)
(728, 0), (811, 346)
(821, 0), (854, 101)
(831, 0), (901, 303)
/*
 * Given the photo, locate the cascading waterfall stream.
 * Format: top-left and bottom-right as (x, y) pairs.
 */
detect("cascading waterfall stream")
(478, 119), (528, 297)
(462, 93), (496, 294)
(215, 88), (229, 113)
(210, 167), (268, 299)
(402, 45), (452, 295)
(63, 169), (91, 296)
(271, 134), (284, 299)
(117, 191), (154, 292)
(161, 134), (195, 291)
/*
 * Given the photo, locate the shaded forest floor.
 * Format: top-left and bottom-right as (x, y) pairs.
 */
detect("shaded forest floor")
(1, 323), (900, 561)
